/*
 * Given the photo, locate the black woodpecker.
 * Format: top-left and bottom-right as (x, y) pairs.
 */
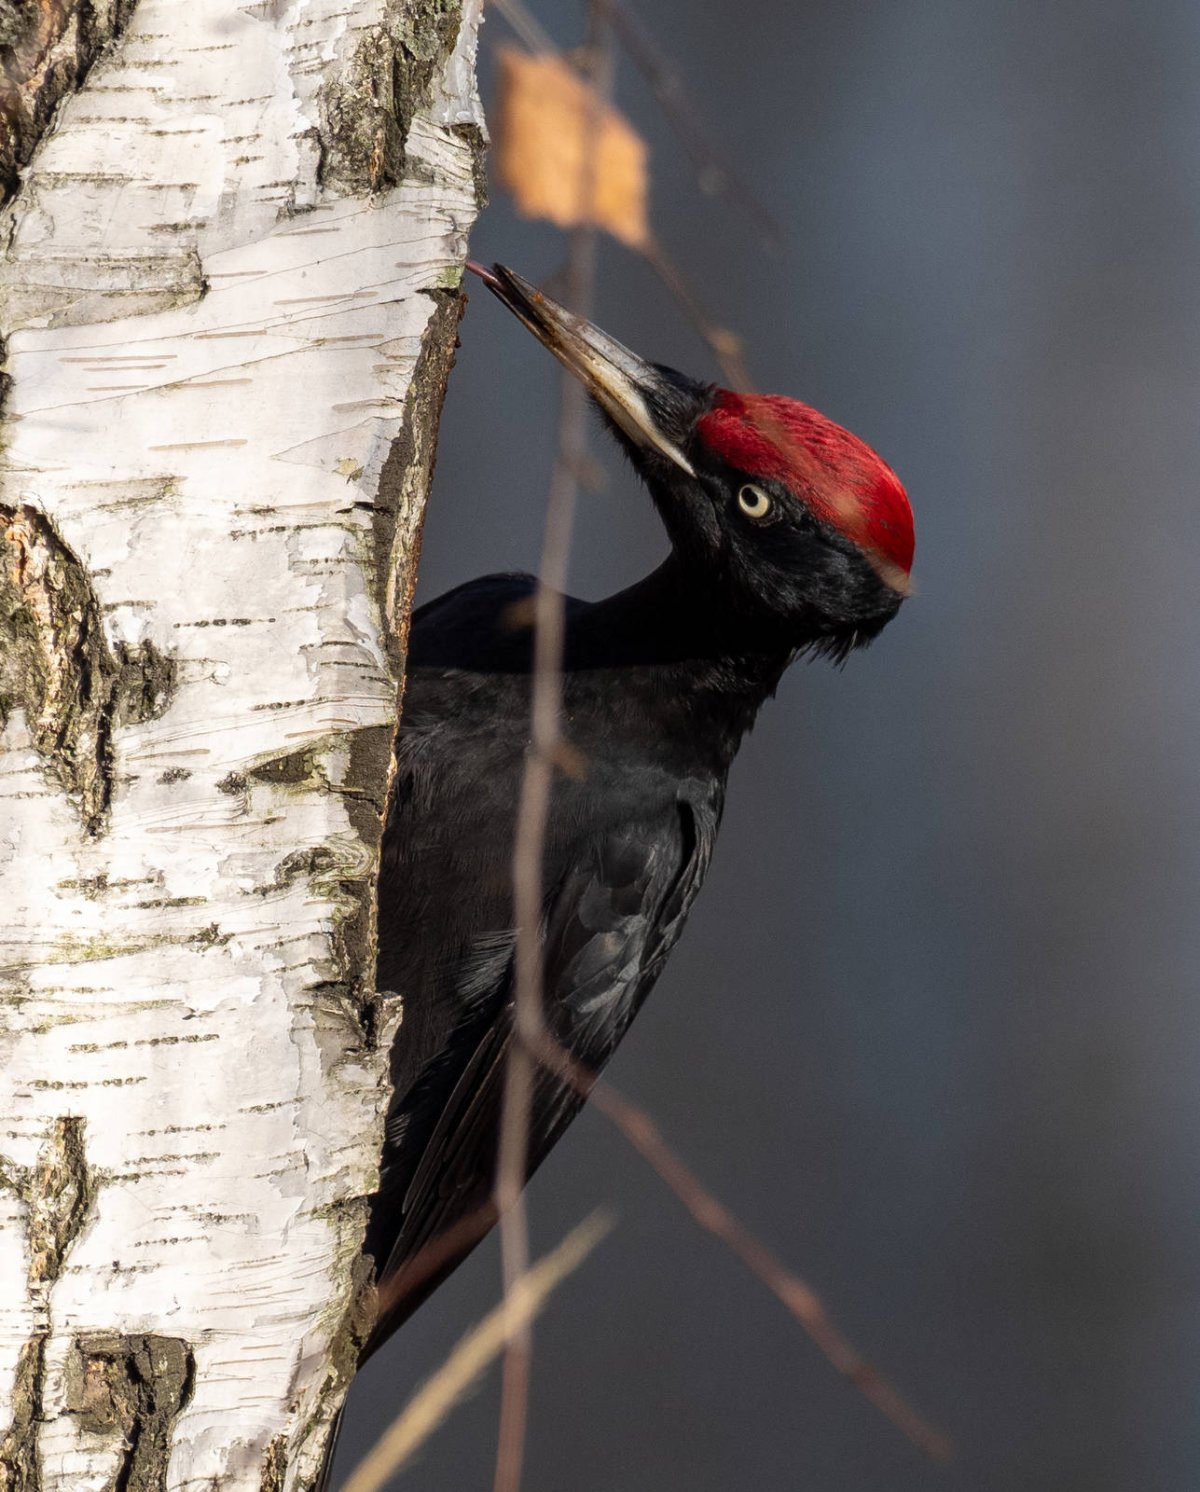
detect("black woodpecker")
(367, 262), (914, 1353)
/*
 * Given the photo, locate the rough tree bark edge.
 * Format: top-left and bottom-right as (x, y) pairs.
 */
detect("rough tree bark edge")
(0, 2), (485, 1489)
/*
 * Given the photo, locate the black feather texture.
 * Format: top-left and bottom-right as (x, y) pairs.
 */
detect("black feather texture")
(361, 276), (910, 1377)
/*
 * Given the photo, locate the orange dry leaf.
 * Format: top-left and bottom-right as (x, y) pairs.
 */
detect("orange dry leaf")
(495, 47), (650, 250)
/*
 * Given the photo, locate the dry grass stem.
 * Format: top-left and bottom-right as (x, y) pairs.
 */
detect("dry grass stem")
(480, 11), (922, 1488)
(642, 234), (753, 390)
(341, 1215), (612, 1492)
(374, 1206), (497, 1324)
(492, 13), (612, 1492)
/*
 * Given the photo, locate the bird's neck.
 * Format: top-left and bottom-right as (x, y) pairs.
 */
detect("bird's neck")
(567, 555), (795, 756)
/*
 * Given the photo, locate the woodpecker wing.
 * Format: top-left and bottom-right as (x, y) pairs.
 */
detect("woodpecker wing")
(368, 793), (716, 1351)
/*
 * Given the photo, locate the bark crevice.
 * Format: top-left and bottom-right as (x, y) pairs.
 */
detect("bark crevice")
(28, 1115), (92, 1285)
(319, 0), (464, 195)
(0, 0), (140, 209)
(0, 1116), (95, 1492)
(258, 1435), (288, 1492)
(0, 1333), (48, 1492)
(63, 1335), (195, 1492)
(372, 286), (466, 670)
(0, 504), (176, 836)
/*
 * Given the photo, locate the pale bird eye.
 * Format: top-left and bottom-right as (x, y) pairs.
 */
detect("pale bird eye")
(736, 483), (772, 520)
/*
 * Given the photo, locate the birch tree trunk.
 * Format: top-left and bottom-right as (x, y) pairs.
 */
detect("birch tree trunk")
(0, 2), (484, 1487)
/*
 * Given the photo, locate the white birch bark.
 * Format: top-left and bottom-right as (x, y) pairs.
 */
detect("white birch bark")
(0, 2), (484, 1488)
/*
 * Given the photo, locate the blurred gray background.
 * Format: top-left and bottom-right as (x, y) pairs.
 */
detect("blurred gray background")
(336, 1), (1200, 1487)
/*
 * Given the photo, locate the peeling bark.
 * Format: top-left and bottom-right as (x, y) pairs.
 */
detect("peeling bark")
(0, 2), (485, 1488)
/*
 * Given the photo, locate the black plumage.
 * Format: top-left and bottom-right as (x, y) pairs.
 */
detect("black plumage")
(363, 264), (915, 1357)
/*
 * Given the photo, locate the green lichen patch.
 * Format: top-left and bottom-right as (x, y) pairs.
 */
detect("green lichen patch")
(55, 871), (161, 900)
(188, 922), (230, 949)
(318, 0), (462, 196)
(48, 931), (173, 965)
(0, 503), (177, 836)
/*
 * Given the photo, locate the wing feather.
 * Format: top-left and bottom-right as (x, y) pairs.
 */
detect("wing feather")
(367, 795), (715, 1350)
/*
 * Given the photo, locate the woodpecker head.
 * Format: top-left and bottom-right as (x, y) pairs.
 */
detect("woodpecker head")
(470, 262), (913, 659)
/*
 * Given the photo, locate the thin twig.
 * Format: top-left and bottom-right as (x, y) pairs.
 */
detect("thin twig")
(489, 243), (589, 1492)
(341, 1215), (612, 1492)
(488, 0), (758, 393)
(492, 12), (612, 1492)
(594, 0), (784, 251)
(487, 0), (555, 54)
(523, 1028), (953, 1464)
(642, 233), (754, 390)
(488, 0), (782, 251)
(487, 0), (918, 1464)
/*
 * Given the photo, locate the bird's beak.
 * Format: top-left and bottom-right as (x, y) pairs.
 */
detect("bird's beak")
(467, 262), (697, 477)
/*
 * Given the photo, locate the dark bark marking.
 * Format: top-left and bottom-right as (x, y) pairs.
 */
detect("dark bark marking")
(0, 503), (176, 836)
(28, 1114), (92, 1284)
(0, 0), (140, 208)
(0, 1333), (47, 1492)
(258, 1433), (287, 1492)
(0, 1116), (94, 1491)
(371, 287), (465, 668)
(453, 119), (489, 210)
(64, 1335), (194, 1492)
(318, 0), (463, 196)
